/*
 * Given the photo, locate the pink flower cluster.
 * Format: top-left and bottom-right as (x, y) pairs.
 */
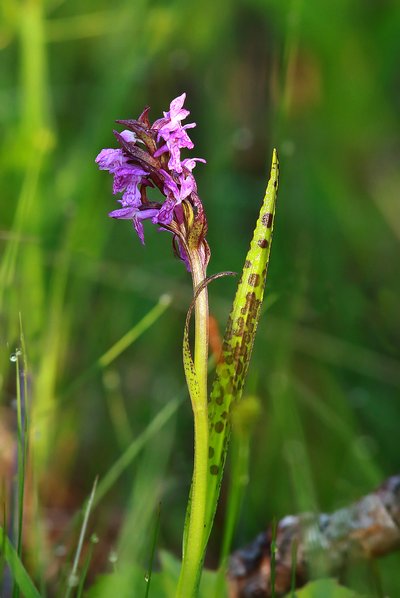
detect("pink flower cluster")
(95, 94), (205, 250)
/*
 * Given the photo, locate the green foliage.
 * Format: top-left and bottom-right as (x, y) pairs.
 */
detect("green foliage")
(1, 0), (400, 595)
(289, 578), (365, 598)
(85, 551), (226, 598)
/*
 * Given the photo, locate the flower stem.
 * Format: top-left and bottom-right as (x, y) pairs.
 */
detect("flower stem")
(176, 252), (209, 598)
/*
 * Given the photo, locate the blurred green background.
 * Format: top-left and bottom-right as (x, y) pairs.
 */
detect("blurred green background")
(1, 0), (400, 594)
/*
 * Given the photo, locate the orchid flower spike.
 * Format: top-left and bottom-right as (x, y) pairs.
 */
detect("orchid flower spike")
(95, 93), (209, 272)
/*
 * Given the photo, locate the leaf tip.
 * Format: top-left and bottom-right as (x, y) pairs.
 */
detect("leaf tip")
(272, 148), (279, 169)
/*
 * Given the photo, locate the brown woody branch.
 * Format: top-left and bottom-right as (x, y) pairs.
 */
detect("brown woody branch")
(228, 474), (400, 597)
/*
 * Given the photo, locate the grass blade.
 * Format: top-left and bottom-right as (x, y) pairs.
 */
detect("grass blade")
(271, 518), (277, 598)
(94, 395), (181, 509)
(0, 527), (41, 598)
(144, 503), (162, 598)
(98, 294), (172, 368)
(65, 477), (98, 598)
(12, 317), (30, 598)
(76, 531), (99, 598)
(56, 294), (172, 407)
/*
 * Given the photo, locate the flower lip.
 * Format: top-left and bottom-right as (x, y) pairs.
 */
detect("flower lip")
(152, 92), (190, 132)
(182, 157), (206, 172)
(108, 206), (138, 219)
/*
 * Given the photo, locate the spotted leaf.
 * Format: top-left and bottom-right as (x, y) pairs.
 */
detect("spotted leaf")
(204, 149), (279, 547)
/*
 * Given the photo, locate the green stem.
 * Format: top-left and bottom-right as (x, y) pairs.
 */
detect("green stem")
(177, 252), (209, 597)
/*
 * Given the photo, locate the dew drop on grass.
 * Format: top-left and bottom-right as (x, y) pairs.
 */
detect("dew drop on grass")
(144, 572), (149, 583)
(10, 349), (22, 362)
(108, 550), (118, 564)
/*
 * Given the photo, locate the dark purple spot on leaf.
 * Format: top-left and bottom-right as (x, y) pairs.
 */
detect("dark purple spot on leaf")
(215, 421), (224, 433)
(233, 317), (245, 336)
(248, 273), (260, 287)
(262, 213), (273, 228)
